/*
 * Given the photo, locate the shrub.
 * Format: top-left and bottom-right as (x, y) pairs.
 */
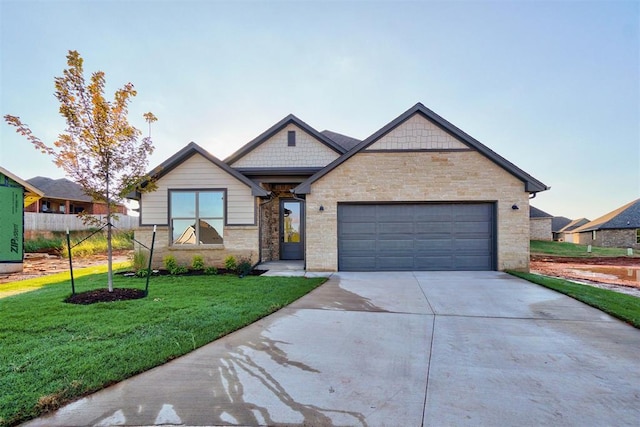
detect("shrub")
(237, 256), (253, 277)
(224, 255), (237, 273)
(131, 250), (148, 272)
(204, 266), (218, 275)
(163, 255), (178, 272)
(192, 255), (205, 271)
(135, 268), (151, 278)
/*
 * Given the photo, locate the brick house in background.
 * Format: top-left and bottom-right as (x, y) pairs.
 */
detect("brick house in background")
(133, 103), (549, 272)
(529, 206), (553, 240)
(24, 177), (127, 215)
(572, 199), (640, 249)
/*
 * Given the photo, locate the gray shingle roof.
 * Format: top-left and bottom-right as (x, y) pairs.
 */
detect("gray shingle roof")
(558, 218), (590, 233)
(26, 176), (92, 202)
(530, 206), (553, 218)
(573, 199), (640, 232)
(321, 130), (361, 152)
(551, 216), (572, 232)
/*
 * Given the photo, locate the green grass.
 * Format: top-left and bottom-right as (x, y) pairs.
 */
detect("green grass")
(24, 231), (133, 258)
(0, 272), (326, 426)
(510, 271), (640, 328)
(530, 240), (637, 257)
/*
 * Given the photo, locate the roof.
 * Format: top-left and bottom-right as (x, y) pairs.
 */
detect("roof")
(26, 176), (92, 202)
(321, 130), (361, 151)
(551, 216), (572, 232)
(225, 114), (347, 165)
(0, 166), (44, 207)
(530, 206), (553, 219)
(294, 103), (549, 194)
(144, 142), (269, 197)
(558, 217), (590, 233)
(573, 199), (640, 232)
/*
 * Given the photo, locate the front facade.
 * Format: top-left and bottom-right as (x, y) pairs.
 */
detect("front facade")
(135, 103), (548, 272)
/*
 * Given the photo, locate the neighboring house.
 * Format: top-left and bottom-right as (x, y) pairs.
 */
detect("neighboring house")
(529, 206), (553, 241)
(551, 216), (572, 241)
(24, 177), (126, 215)
(572, 199), (640, 249)
(556, 217), (590, 243)
(134, 103), (549, 272)
(0, 167), (43, 273)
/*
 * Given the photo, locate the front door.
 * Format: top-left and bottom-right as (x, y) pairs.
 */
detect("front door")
(280, 199), (304, 260)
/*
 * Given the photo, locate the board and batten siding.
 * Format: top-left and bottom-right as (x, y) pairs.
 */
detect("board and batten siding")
(230, 124), (340, 168)
(141, 153), (256, 226)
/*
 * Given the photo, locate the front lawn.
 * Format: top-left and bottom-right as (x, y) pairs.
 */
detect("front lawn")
(0, 271), (326, 426)
(510, 271), (640, 328)
(530, 240), (637, 257)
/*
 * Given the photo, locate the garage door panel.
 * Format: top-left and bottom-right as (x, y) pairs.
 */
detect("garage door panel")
(340, 256), (376, 270)
(378, 222), (413, 234)
(338, 203), (494, 271)
(341, 222), (376, 234)
(415, 256), (455, 270)
(378, 257), (415, 270)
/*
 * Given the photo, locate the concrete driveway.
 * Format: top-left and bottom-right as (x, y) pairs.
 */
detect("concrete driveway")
(25, 272), (640, 426)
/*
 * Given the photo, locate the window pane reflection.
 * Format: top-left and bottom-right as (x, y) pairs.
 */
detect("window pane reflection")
(171, 192), (196, 217)
(283, 202), (300, 243)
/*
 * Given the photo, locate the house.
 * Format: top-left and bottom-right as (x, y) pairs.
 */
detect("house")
(24, 176), (127, 215)
(572, 199), (640, 249)
(529, 206), (553, 241)
(134, 103), (549, 272)
(556, 217), (590, 243)
(0, 167), (43, 273)
(551, 216), (571, 241)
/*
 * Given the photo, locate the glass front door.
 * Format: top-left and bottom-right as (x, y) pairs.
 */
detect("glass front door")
(280, 200), (304, 260)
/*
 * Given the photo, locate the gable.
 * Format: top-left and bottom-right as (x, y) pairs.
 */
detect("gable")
(230, 124), (341, 169)
(140, 152), (257, 226)
(295, 103), (549, 195)
(365, 114), (468, 151)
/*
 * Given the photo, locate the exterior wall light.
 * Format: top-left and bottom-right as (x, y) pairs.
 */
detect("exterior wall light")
(512, 204), (519, 210)
(319, 205), (325, 212)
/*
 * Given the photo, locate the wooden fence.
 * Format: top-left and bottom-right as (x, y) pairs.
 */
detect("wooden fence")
(24, 212), (139, 232)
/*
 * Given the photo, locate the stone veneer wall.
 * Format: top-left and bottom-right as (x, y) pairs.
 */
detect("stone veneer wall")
(258, 184), (298, 262)
(134, 225), (259, 269)
(530, 218), (552, 241)
(304, 151), (531, 272)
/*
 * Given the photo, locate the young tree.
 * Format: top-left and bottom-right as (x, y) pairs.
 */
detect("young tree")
(5, 50), (157, 292)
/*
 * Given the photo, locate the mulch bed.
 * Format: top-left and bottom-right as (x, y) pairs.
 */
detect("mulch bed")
(65, 288), (147, 305)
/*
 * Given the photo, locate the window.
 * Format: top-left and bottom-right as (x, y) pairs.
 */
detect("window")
(288, 130), (296, 146)
(170, 190), (224, 245)
(636, 229), (640, 244)
(592, 230), (597, 240)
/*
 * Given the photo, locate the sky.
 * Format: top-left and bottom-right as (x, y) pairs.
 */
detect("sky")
(1, 0), (638, 221)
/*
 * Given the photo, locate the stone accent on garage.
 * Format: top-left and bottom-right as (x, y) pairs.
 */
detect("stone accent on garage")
(304, 151), (531, 272)
(134, 225), (259, 269)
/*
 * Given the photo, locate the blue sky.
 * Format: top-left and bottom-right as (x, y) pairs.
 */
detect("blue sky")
(1, 0), (638, 220)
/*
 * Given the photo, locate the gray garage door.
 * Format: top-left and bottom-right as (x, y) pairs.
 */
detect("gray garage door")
(338, 203), (495, 271)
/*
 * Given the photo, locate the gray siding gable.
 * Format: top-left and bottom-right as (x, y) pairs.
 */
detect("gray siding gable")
(145, 142), (269, 197)
(294, 103), (549, 195)
(225, 114), (346, 166)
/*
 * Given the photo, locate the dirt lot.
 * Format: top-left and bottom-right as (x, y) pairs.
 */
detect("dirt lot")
(0, 251), (132, 285)
(530, 255), (640, 297)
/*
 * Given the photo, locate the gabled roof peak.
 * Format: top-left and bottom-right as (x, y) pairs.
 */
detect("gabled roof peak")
(225, 114), (346, 165)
